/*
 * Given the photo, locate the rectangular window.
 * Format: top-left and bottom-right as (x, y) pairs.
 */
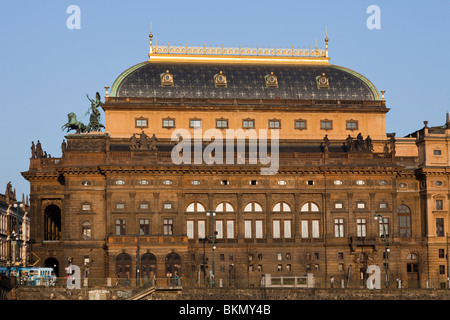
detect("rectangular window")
(312, 220), (320, 238)
(116, 203), (125, 210)
(440, 265), (446, 275)
(269, 120), (281, 129)
(187, 221), (194, 239)
(243, 119), (255, 129)
(335, 203), (343, 209)
(434, 149), (442, 156)
(357, 203), (365, 209)
(139, 203), (149, 210)
(357, 218), (367, 237)
(346, 120), (358, 130)
(439, 249), (445, 258)
(436, 200), (444, 210)
(216, 220), (223, 239)
(135, 118), (148, 128)
(334, 218), (344, 237)
(216, 119), (228, 129)
(301, 220), (309, 238)
(284, 220), (292, 238)
(436, 218), (444, 237)
(245, 220), (252, 239)
(399, 215), (411, 238)
(227, 220), (234, 239)
(82, 204), (91, 211)
(320, 120), (333, 130)
(255, 220), (263, 239)
(163, 203), (172, 210)
(163, 218), (173, 235)
(295, 120), (307, 130)
(273, 220), (281, 239)
(115, 219), (126, 236)
(139, 219), (149, 235)
(379, 217), (389, 238)
(162, 118), (175, 128)
(190, 119), (202, 128)
(198, 220), (205, 239)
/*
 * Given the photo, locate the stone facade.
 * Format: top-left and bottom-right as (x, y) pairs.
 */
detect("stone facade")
(20, 37), (450, 290)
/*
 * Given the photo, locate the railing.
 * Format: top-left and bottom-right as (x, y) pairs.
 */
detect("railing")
(151, 44), (327, 58)
(108, 235), (188, 245)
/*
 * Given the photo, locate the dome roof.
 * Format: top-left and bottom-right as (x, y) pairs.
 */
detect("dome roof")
(110, 61), (379, 101)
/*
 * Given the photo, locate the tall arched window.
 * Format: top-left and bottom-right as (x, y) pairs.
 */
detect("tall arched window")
(272, 202), (291, 212)
(300, 202), (321, 239)
(165, 252), (182, 277)
(186, 202), (206, 213)
(44, 205), (61, 241)
(115, 252), (132, 281)
(398, 204), (411, 238)
(141, 252), (157, 281)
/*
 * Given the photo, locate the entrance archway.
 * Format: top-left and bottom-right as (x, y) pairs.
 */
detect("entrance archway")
(165, 252), (181, 278)
(44, 257), (60, 277)
(141, 252), (157, 284)
(115, 252), (132, 285)
(44, 205), (61, 240)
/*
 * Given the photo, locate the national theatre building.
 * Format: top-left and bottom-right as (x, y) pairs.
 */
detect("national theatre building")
(22, 33), (450, 289)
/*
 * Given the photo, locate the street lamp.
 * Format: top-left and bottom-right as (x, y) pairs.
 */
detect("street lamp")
(206, 210), (217, 287)
(374, 213), (389, 288)
(12, 202), (23, 267)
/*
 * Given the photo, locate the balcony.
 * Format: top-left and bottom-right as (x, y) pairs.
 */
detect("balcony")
(107, 235), (188, 246)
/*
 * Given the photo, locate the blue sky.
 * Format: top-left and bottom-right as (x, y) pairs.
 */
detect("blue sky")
(0, 0), (449, 197)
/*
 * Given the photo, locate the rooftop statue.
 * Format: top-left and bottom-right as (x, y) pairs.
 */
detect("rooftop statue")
(62, 92), (105, 134)
(87, 92), (105, 132)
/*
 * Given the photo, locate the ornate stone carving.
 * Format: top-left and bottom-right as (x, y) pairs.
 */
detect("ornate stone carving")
(130, 132), (158, 151)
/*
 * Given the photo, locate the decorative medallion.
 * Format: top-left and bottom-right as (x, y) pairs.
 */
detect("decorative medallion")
(265, 72), (278, 88)
(316, 73), (329, 89)
(161, 70), (174, 86)
(214, 71), (227, 87)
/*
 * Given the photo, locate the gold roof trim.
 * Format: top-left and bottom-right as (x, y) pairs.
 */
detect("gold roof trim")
(148, 33), (330, 65)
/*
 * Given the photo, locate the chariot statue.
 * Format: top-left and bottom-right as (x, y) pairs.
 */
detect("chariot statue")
(62, 92), (105, 134)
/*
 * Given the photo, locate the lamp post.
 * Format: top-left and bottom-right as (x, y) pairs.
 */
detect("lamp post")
(12, 202), (23, 267)
(136, 229), (140, 287)
(206, 210), (217, 287)
(374, 213), (389, 288)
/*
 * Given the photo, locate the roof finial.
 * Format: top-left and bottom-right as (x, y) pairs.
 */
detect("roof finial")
(446, 111), (450, 127)
(325, 26), (329, 57)
(149, 21), (154, 54)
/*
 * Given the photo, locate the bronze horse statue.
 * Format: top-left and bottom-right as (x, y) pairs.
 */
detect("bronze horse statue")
(62, 112), (89, 134)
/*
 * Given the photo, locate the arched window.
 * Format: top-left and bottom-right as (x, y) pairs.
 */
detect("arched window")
(215, 202), (234, 213)
(398, 204), (411, 238)
(244, 202), (263, 213)
(273, 202), (291, 212)
(141, 252), (157, 281)
(300, 202), (320, 212)
(115, 252), (132, 281)
(186, 202), (206, 213)
(165, 252), (182, 277)
(81, 221), (91, 240)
